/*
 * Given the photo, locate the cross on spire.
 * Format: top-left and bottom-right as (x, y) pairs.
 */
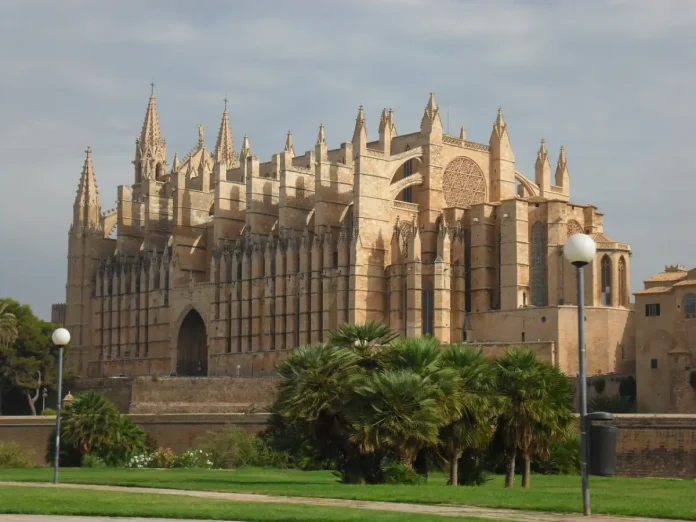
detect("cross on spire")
(224, 93), (228, 111)
(150, 82), (155, 96)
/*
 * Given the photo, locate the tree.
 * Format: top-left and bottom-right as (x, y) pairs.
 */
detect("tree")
(0, 302), (18, 346)
(328, 321), (399, 370)
(0, 298), (60, 415)
(351, 369), (443, 471)
(439, 345), (498, 486)
(495, 349), (549, 488)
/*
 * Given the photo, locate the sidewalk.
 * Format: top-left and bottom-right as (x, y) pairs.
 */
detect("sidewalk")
(0, 481), (682, 522)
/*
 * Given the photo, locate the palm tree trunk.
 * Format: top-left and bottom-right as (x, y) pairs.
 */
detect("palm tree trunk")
(505, 448), (516, 488)
(522, 456), (531, 488)
(450, 451), (459, 486)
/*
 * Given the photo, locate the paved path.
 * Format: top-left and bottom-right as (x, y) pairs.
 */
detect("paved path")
(0, 481), (682, 522)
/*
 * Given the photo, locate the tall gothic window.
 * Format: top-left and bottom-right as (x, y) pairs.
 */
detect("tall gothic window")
(684, 293), (696, 319)
(422, 282), (434, 336)
(618, 256), (627, 307)
(402, 146), (413, 203)
(601, 255), (612, 306)
(530, 222), (547, 306)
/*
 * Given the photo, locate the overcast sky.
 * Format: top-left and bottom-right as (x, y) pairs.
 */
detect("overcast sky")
(1, 0), (695, 320)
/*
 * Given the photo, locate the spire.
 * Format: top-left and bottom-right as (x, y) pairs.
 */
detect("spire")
(240, 134), (251, 160)
(459, 126), (467, 140)
(139, 92), (164, 151)
(493, 107), (506, 138)
(74, 147), (102, 230)
(197, 124), (205, 148)
(555, 145), (570, 188)
(317, 123), (326, 146)
(420, 92), (443, 136)
(171, 152), (179, 173)
(352, 105), (366, 145)
(535, 138), (551, 192)
(284, 131), (295, 156)
(136, 88), (166, 182)
(214, 100), (236, 167)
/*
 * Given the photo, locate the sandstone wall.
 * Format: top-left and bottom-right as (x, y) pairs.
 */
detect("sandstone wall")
(0, 413), (270, 466)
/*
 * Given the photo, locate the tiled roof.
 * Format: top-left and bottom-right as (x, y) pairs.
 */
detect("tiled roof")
(644, 271), (688, 283)
(590, 232), (617, 243)
(673, 279), (696, 287)
(634, 286), (673, 295)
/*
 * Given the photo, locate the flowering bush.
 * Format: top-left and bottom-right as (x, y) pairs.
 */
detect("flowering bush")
(124, 447), (213, 469)
(175, 448), (214, 469)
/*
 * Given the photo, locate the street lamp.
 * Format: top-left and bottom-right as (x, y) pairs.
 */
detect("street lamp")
(563, 232), (596, 517)
(51, 327), (71, 485)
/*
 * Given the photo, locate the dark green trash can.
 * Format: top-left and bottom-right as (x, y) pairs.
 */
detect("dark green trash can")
(587, 411), (617, 477)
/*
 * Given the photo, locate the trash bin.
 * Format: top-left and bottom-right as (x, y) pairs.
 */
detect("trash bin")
(586, 411), (617, 477)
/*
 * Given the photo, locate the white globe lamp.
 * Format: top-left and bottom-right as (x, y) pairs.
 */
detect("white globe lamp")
(51, 327), (71, 485)
(52, 328), (71, 346)
(564, 233), (596, 267)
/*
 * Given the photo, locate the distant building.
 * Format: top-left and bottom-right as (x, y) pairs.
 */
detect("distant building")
(634, 265), (696, 413)
(53, 91), (633, 380)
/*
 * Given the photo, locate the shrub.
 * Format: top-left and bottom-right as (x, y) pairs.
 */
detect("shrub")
(45, 391), (147, 467)
(533, 436), (580, 475)
(0, 442), (35, 468)
(593, 378), (606, 394)
(81, 454), (107, 468)
(589, 394), (635, 414)
(381, 460), (426, 485)
(198, 425), (259, 469)
(175, 448), (214, 469)
(619, 376), (637, 401)
(456, 450), (491, 486)
(42, 408), (56, 416)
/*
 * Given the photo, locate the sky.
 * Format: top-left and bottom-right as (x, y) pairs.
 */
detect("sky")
(1, 0), (695, 320)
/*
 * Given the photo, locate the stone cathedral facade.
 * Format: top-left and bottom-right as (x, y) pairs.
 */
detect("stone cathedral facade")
(53, 92), (635, 380)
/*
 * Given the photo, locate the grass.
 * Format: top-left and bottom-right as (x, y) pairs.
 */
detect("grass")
(0, 467), (694, 520)
(0, 485), (493, 521)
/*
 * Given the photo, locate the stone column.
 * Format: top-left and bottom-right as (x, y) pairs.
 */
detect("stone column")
(230, 251), (242, 353)
(285, 237), (298, 349)
(240, 246), (251, 352)
(470, 204), (495, 313)
(263, 240), (275, 351)
(433, 226), (451, 343)
(299, 232), (311, 345)
(274, 239), (286, 350)
(450, 229), (466, 343)
(322, 231), (333, 340)
(310, 233), (323, 344)
(336, 228), (350, 328)
(406, 227), (422, 337)
(546, 201), (565, 306)
(500, 199), (529, 311)
(251, 242), (263, 351)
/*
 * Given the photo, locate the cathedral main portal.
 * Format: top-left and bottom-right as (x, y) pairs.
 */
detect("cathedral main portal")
(176, 309), (208, 376)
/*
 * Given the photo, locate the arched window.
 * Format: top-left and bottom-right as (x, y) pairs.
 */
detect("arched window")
(618, 256), (627, 307)
(601, 255), (612, 306)
(530, 221), (547, 306)
(155, 162), (164, 180)
(684, 293), (696, 319)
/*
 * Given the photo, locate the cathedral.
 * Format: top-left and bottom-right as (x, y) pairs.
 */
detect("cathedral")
(53, 91), (635, 380)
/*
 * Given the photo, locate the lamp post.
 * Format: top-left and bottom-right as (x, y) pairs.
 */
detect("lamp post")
(41, 387), (47, 413)
(51, 327), (71, 485)
(563, 233), (596, 517)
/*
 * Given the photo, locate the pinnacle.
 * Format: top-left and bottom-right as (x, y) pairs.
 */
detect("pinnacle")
(139, 92), (163, 150)
(558, 145), (567, 165)
(424, 92), (439, 120)
(317, 123), (326, 146)
(459, 126), (466, 140)
(215, 103), (235, 166)
(285, 131), (294, 155)
(241, 134), (251, 158)
(493, 107), (507, 136)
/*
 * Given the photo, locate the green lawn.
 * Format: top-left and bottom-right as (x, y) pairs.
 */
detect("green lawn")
(0, 467), (694, 520)
(0, 485), (492, 521)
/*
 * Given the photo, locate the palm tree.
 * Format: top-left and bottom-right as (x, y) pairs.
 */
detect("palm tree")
(495, 349), (549, 488)
(275, 344), (363, 475)
(439, 345), (498, 486)
(328, 322), (399, 370)
(0, 302), (18, 346)
(522, 363), (575, 487)
(351, 369), (443, 471)
(61, 391), (121, 455)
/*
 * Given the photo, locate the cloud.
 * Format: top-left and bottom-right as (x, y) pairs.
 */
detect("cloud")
(1, 0), (696, 318)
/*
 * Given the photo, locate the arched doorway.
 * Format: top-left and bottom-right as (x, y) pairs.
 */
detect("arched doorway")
(177, 308), (208, 376)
